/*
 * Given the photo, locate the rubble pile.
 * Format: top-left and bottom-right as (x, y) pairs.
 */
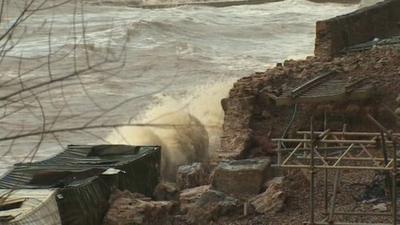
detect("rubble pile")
(103, 190), (177, 225)
(102, 157), (286, 225)
(221, 47), (400, 157)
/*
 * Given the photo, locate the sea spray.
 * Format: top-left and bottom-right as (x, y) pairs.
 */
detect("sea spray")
(107, 80), (235, 180)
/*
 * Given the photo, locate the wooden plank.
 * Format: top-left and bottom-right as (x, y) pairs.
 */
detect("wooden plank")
(345, 78), (367, 93)
(290, 71), (336, 98)
(276, 88), (373, 106)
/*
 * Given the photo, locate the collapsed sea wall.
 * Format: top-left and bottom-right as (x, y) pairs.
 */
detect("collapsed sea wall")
(314, 0), (400, 57)
(220, 46), (400, 157)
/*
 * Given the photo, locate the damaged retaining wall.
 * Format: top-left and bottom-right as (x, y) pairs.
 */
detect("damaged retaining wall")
(220, 47), (400, 157)
(314, 0), (400, 57)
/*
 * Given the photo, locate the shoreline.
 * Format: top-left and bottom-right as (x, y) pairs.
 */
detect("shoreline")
(88, 0), (363, 9)
(90, 0), (282, 8)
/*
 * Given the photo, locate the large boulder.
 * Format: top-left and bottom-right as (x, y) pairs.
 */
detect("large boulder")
(176, 163), (208, 190)
(250, 176), (286, 215)
(103, 190), (176, 225)
(179, 185), (209, 213)
(186, 189), (240, 224)
(211, 157), (272, 198)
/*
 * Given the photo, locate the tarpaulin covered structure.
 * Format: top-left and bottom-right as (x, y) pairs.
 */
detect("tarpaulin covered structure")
(0, 144), (161, 225)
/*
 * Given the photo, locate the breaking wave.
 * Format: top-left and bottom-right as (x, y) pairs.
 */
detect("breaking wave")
(107, 80), (235, 180)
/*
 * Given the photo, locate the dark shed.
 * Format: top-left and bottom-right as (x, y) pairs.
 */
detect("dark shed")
(0, 144), (161, 225)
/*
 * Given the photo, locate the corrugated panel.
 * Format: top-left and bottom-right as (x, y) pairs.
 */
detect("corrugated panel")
(0, 145), (161, 225)
(0, 189), (61, 225)
(0, 145), (160, 189)
(56, 177), (110, 225)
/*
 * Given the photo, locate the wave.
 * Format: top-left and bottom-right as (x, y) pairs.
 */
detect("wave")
(107, 80), (235, 181)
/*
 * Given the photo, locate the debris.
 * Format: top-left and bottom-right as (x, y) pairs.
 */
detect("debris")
(362, 174), (386, 201)
(250, 176), (286, 214)
(102, 168), (125, 175)
(103, 189), (176, 225)
(211, 157), (271, 198)
(372, 203), (387, 212)
(176, 163), (209, 190)
(186, 189), (240, 224)
(264, 176), (285, 190)
(153, 182), (179, 201)
(179, 185), (209, 213)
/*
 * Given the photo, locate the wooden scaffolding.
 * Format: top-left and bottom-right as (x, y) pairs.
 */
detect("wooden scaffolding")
(274, 116), (400, 225)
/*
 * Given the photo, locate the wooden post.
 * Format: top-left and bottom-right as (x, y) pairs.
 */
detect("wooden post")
(324, 111), (328, 213)
(277, 140), (281, 165)
(310, 116), (315, 225)
(381, 131), (391, 198)
(392, 142), (397, 225)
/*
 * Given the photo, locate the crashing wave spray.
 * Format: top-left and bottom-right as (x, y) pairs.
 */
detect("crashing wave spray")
(107, 80), (235, 181)
(359, 0), (384, 8)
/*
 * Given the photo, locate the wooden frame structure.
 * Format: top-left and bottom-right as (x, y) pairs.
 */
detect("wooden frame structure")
(273, 117), (400, 225)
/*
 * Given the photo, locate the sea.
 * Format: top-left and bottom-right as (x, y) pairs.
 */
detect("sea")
(0, 0), (377, 176)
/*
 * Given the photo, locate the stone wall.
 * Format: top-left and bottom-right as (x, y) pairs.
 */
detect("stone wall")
(314, 0), (400, 57)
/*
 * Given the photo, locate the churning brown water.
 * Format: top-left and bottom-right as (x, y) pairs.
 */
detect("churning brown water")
(0, 0), (363, 177)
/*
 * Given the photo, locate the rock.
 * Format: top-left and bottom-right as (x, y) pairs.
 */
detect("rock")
(211, 157), (271, 198)
(103, 190), (176, 225)
(186, 189), (240, 224)
(179, 185), (209, 213)
(176, 163), (208, 190)
(264, 176), (285, 190)
(153, 182), (179, 201)
(238, 132), (275, 158)
(372, 203), (387, 212)
(395, 107), (400, 116)
(396, 95), (400, 103)
(250, 176), (286, 214)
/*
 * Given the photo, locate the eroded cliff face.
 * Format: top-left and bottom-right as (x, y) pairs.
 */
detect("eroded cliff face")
(220, 46), (400, 158)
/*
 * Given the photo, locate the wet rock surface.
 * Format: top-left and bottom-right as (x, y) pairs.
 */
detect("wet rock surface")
(211, 157), (271, 198)
(186, 189), (241, 224)
(176, 163), (209, 190)
(103, 190), (176, 225)
(179, 185), (210, 213)
(250, 176), (286, 214)
(153, 182), (179, 201)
